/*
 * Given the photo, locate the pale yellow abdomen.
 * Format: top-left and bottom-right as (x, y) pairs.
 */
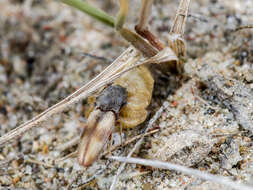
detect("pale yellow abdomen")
(114, 65), (154, 128)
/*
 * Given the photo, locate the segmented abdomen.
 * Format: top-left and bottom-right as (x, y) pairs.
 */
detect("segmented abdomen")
(114, 65), (154, 128)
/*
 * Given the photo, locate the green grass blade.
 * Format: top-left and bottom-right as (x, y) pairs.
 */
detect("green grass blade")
(60, 0), (115, 27)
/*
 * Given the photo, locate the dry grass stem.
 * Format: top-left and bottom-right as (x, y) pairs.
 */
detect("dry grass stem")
(56, 136), (80, 152)
(109, 156), (253, 190)
(135, 0), (165, 51)
(119, 28), (158, 56)
(168, 0), (191, 57)
(103, 129), (159, 156)
(170, 0), (191, 35)
(0, 47), (137, 146)
(136, 0), (154, 31)
(134, 27), (165, 51)
(26, 158), (54, 168)
(115, 0), (129, 30)
(56, 151), (78, 163)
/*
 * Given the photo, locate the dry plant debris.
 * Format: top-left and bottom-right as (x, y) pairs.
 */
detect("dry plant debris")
(0, 0), (252, 189)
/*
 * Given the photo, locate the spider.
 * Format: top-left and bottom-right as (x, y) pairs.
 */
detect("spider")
(0, 0), (189, 167)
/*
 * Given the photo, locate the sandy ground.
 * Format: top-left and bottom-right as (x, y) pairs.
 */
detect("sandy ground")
(0, 0), (252, 189)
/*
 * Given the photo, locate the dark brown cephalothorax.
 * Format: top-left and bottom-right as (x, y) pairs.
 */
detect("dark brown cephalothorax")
(78, 85), (127, 166)
(95, 85), (127, 117)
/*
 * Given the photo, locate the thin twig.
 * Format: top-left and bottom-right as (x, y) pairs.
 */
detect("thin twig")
(234, 25), (253, 32)
(135, 0), (165, 51)
(56, 136), (80, 152)
(136, 0), (154, 31)
(170, 0), (191, 35)
(187, 13), (208, 23)
(69, 167), (106, 190)
(103, 129), (159, 156)
(82, 52), (112, 63)
(109, 101), (169, 190)
(56, 151), (77, 163)
(26, 158), (54, 168)
(109, 156), (253, 190)
(194, 95), (219, 110)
